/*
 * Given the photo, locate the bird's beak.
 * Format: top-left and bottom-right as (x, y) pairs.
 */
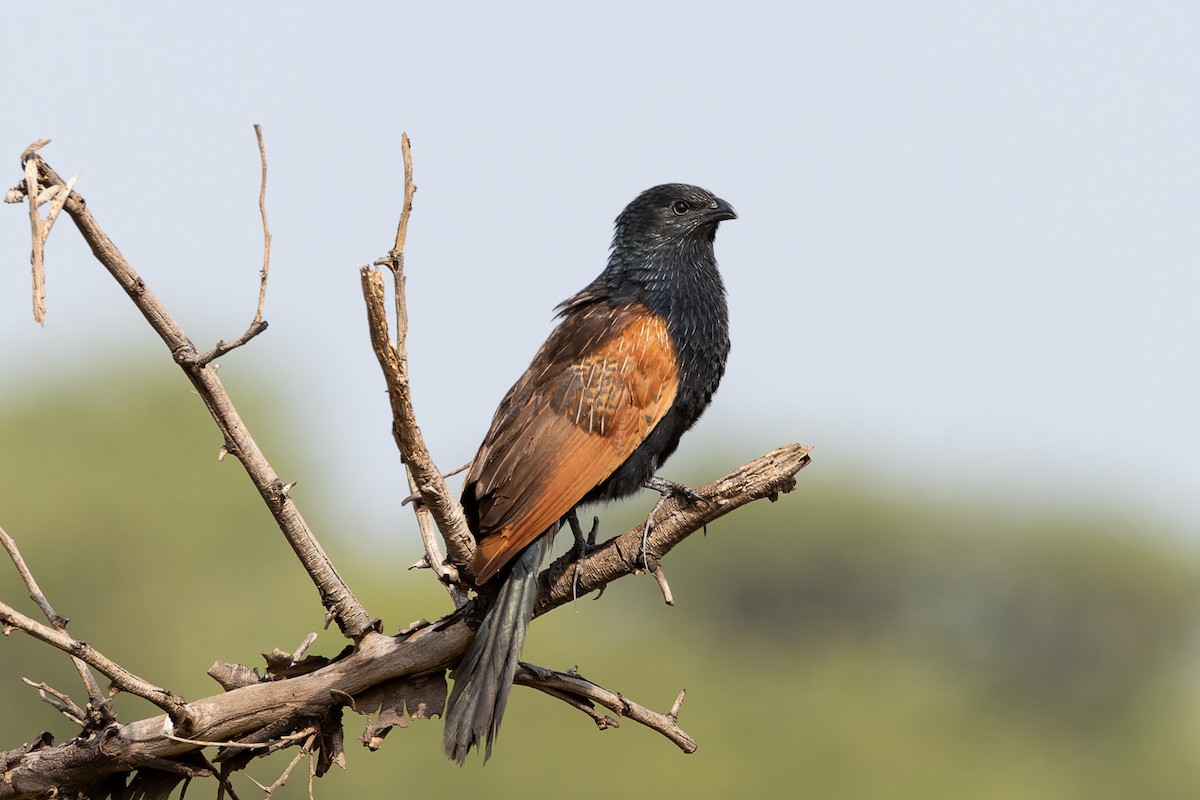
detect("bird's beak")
(706, 196), (738, 222)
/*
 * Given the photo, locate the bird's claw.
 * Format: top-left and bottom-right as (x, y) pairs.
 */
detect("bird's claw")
(643, 475), (705, 503)
(639, 476), (705, 570)
(566, 510), (601, 602)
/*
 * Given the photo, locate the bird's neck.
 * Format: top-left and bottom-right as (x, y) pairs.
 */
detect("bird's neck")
(605, 238), (722, 314)
(603, 240), (730, 392)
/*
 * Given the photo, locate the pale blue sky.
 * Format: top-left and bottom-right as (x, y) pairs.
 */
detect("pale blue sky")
(2, 1), (1197, 534)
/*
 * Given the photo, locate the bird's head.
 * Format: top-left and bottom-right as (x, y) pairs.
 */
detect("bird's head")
(611, 184), (737, 254)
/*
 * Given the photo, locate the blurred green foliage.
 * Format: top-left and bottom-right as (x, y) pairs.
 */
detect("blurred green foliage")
(2, 367), (1199, 799)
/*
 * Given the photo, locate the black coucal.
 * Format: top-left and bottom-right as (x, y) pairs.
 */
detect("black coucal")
(443, 183), (736, 764)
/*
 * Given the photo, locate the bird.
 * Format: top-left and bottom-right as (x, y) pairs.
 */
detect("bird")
(443, 183), (736, 764)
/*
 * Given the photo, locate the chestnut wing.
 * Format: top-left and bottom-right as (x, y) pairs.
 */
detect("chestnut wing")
(465, 302), (678, 583)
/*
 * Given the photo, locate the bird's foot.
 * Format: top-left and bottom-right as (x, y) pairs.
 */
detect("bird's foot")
(639, 476), (706, 570)
(565, 509), (601, 602)
(643, 475), (704, 503)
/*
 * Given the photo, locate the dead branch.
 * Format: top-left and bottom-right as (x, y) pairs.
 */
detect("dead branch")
(0, 525), (67, 630)
(0, 444), (806, 797)
(15, 146), (374, 640)
(515, 664), (696, 753)
(538, 442), (812, 612)
(19, 679), (87, 727)
(195, 125), (273, 366)
(17, 139), (78, 325)
(0, 595), (190, 725)
(650, 563), (676, 606)
(0, 628), (463, 798)
(360, 134), (474, 572)
(360, 268), (473, 569)
(405, 464), (469, 607)
(245, 732), (315, 798)
(253, 123), (272, 325)
(3, 525), (113, 721)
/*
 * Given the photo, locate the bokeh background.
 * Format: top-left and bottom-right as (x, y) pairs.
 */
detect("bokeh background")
(2, 2), (1198, 798)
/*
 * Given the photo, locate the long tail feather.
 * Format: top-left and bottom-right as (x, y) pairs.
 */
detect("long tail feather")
(443, 536), (550, 764)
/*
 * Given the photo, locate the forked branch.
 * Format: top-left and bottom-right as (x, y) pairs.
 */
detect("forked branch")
(360, 134), (473, 578)
(1, 526), (108, 722)
(13, 145), (372, 640)
(195, 123), (273, 366)
(0, 597), (190, 725)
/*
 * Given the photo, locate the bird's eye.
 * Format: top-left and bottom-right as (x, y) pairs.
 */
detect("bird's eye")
(672, 200), (689, 215)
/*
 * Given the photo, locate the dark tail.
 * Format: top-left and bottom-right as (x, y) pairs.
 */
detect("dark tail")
(443, 536), (550, 764)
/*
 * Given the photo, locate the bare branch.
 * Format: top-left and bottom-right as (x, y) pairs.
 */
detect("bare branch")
(517, 680), (620, 730)
(360, 134), (477, 573)
(406, 465), (468, 606)
(195, 125), (273, 366)
(539, 443), (813, 612)
(668, 688), (687, 719)
(391, 133), (416, 258)
(0, 627), (466, 796)
(2, 525), (107, 713)
(649, 563), (675, 606)
(252, 733), (315, 798)
(0, 442), (808, 794)
(195, 319), (269, 366)
(253, 123), (272, 325)
(0, 598), (190, 724)
(23, 142), (46, 324)
(20, 139), (77, 325)
(515, 664), (696, 753)
(22, 153), (374, 640)
(0, 526), (65, 628)
(361, 134), (474, 572)
(20, 678), (87, 726)
(360, 267), (474, 566)
(290, 632), (319, 665)
(162, 726), (315, 751)
(216, 762), (245, 800)
(362, 133), (475, 568)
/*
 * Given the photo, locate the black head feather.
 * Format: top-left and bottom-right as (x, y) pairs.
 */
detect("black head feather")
(599, 183), (735, 305)
(611, 183), (737, 256)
